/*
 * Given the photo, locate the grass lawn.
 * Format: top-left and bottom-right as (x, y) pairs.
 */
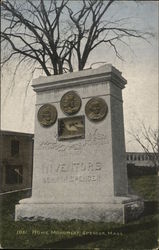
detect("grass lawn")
(0, 175), (159, 249)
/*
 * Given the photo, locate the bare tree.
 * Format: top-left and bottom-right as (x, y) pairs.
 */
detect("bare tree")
(1, 0), (71, 76)
(1, 0), (152, 77)
(129, 122), (159, 169)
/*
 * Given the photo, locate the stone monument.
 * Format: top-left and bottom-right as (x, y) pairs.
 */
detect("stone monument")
(15, 64), (144, 223)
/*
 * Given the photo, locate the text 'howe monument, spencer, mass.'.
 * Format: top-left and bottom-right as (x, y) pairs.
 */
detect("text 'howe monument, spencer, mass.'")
(15, 64), (144, 223)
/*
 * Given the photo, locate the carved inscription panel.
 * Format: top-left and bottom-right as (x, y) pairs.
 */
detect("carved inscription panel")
(42, 161), (103, 184)
(36, 129), (108, 153)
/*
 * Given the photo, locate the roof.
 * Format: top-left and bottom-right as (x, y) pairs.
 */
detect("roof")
(0, 130), (34, 138)
(126, 152), (155, 155)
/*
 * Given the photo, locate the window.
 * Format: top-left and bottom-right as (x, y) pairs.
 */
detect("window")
(149, 155), (153, 160)
(5, 165), (23, 184)
(11, 140), (19, 156)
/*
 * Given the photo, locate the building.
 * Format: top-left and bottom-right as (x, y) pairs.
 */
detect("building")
(126, 152), (156, 167)
(0, 130), (34, 193)
(126, 152), (157, 176)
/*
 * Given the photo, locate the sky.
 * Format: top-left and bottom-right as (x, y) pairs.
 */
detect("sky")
(1, 1), (158, 152)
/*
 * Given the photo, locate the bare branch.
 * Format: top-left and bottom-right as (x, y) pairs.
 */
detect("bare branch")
(129, 122), (159, 168)
(1, 0), (154, 77)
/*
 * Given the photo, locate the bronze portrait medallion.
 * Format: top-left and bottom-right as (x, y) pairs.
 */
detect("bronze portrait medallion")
(60, 91), (81, 115)
(85, 97), (108, 122)
(37, 104), (57, 127)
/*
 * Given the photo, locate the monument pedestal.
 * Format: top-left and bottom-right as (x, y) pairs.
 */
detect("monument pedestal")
(15, 65), (144, 223)
(15, 196), (144, 223)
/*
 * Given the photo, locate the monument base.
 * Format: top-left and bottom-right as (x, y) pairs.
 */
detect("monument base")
(15, 196), (144, 223)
